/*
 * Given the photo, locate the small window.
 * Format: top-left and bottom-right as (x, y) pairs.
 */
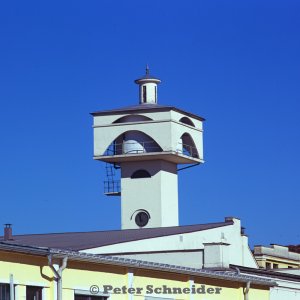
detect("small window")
(143, 86), (147, 103)
(26, 286), (43, 300)
(0, 284), (10, 300)
(265, 262), (271, 269)
(131, 169), (151, 179)
(273, 263), (279, 269)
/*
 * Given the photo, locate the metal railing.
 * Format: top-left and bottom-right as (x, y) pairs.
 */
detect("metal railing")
(104, 180), (121, 195)
(179, 144), (199, 158)
(105, 141), (162, 156)
(104, 141), (199, 159)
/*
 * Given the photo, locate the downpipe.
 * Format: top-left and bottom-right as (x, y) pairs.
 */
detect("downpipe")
(10, 274), (14, 300)
(235, 267), (250, 300)
(243, 281), (251, 300)
(48, 255), (68, 300)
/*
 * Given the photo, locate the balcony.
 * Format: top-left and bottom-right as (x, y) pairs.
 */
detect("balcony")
(94, 141), (202, 165)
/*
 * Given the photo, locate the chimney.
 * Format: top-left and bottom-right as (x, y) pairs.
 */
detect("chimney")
(4, 224), (13, 241)
(203, 242), (230, 268)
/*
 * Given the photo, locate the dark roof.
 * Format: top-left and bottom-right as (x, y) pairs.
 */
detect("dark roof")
(134, 74), (161, 83)
(0, 221), (232, 251)
(134, 67), (161, 83)
(230, 264), (300, 282)
(91, 104), (205, 121)
(288, 245), (300, 254)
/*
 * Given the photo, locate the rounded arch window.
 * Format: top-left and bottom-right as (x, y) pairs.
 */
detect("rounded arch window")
(113, 115), (153, 124)
(179, 117), (195, 127)
(131, 169), (151, 179)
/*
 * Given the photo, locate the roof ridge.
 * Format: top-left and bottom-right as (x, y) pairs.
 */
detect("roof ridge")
(0, 221), (231, 238)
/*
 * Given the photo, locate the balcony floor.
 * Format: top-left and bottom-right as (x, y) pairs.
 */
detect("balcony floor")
(94, 151), (203, 165)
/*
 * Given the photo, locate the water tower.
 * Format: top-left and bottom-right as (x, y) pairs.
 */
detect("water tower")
(92, 67), (204, 229)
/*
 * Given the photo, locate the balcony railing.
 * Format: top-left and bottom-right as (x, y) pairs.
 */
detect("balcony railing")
(104, 141), (199, 159)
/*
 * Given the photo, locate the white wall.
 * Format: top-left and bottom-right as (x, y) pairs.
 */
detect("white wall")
(114, 251), (204, 269)
(93, 110), (203, 161)
(270, 285), (300, 300)
(121, 160), (178, 229)
(82, 218), (258, 269)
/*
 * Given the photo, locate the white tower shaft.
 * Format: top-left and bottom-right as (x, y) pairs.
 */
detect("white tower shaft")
(121, 160), (179, 229)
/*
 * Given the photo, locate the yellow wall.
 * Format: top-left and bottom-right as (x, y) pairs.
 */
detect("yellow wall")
(0, 250), (270, 300)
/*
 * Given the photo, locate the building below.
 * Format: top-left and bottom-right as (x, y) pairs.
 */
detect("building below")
(0, 241), (276, 300)
(254, 244), (300, 269)
(0, 218), (258, 270)
(232, 264), (300, 300)
(1, 219), (300, 300)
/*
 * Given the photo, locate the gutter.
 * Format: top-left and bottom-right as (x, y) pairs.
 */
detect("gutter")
(230, 263), (300, 282)
(50, 249), (276, 287)
(0, 242), (276, 288)
(48, 254), (68, 300)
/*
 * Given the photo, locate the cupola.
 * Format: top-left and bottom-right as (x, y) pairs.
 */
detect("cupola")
(134, 65), (161, 105)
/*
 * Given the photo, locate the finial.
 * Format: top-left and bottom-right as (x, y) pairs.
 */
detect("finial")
(146, 64), (150, 75)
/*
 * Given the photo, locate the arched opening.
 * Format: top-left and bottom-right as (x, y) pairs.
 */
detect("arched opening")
(179, 117), (195, 127)
(113, 115), (153, 124)
(131, 169), (151, 179)
(176, 133), (199, 158)
(105, 130), (162, 156)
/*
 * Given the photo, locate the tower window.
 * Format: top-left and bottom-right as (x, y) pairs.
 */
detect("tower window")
(143, 86), (147, 103)
(179, 117), (195, 127)
(131, 169), (151, 179)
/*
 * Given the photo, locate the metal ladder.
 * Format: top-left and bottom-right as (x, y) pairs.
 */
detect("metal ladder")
(104, 163), (121, 196)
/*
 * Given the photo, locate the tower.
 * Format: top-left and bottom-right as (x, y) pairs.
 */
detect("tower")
(92, 68), (204, 229)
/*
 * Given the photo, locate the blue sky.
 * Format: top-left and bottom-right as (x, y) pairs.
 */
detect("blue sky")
(0, 0), (299, 247)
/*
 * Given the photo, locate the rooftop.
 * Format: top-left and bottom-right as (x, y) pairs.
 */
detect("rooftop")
(288, 245), (300, 254)
(254, 244), (300, 261)
(134, 65), (161, 84)
(91, 103), (205, 121)
(0, 220), (232, 251)
(0, 242), (276, 287)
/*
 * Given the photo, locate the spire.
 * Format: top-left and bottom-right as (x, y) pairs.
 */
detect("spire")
(146, 64), (150, 76)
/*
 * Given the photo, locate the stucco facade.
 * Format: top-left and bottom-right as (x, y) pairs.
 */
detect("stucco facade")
(0, 246), (273, 300)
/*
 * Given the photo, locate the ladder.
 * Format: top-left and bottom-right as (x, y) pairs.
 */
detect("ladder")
(104, 163), (121, 196)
